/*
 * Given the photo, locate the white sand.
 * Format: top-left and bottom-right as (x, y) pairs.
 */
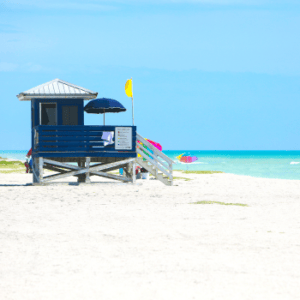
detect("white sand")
(0, 172), (300, 300)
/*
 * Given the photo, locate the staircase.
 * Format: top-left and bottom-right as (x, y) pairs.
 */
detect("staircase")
(136, 133), (175, 186)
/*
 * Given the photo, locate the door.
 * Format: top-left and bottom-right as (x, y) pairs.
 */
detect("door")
(40, 103), (57, 125)
(39, 103), (57, 150)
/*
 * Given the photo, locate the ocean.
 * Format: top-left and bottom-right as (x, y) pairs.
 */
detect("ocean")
(1, 150), (300, 180)
(0, 150), (29, 162)
(165, 150), (300, 180)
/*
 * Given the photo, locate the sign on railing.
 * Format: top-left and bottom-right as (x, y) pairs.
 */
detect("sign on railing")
(115, 127), (132, 150)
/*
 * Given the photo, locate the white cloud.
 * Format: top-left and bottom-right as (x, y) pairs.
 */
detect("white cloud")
(0, 62), (18, 71)
(22, 62), (43, 72)
(0, 62), (46, 72)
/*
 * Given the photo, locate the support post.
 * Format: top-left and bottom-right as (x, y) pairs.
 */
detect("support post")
(33, 157), (41, 185)
(132, 161), (136, 184)
(85, 157), (91, 183)
(77, 160), (86, 183)
(125, 163), (132, 180)
(169, 161), (173, 186)
(154, 154), (158, 177)
(123, 166), (130, 178)
(39, 157), (44, 182)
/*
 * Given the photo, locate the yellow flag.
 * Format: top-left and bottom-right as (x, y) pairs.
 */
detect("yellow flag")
(125, 79), (133, 98)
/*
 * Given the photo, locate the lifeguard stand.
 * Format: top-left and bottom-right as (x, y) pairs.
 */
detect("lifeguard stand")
(17, 79), (138, 184)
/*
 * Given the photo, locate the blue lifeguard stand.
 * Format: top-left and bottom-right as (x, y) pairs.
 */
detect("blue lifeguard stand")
(17, 78), (139, 184)
(18, 78), (174, 185)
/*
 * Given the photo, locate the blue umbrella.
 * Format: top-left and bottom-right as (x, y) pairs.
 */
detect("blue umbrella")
(84, 98), (126, 125)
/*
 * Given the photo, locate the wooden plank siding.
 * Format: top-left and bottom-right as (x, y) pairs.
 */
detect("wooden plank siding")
(33, 125), (137, 159)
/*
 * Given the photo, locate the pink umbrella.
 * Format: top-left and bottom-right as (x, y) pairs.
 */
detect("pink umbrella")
(145, 139), (162, 151)
(180, 156), (198, 163)
(137, 138), (162, 161)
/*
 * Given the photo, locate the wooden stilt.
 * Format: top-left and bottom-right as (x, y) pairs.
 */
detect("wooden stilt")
(33, 157), (40, 185)
(77, 160), (86, 183)
(85, 157), (91, 183)
(125, 163), (132, 180)
(39, 157), (44, 182)
(132, 161), (136, 184)
(123, 165), (131, 178)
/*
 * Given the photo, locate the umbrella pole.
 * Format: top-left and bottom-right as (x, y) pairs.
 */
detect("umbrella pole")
(103, 113), (105, 125)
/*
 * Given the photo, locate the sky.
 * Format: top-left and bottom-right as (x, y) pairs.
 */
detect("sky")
(1, 0), (300, 150)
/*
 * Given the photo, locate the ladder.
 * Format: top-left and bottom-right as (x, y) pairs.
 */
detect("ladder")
(136, 133), (175, 186)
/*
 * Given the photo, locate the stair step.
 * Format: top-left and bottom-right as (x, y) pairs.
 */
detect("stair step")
(136, 157), (173, 186)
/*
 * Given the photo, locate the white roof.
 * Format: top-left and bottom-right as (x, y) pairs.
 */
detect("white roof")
(17, 78), (98, 101)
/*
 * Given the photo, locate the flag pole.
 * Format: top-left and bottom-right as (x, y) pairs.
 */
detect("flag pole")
(125, 78), (134, 125)
(131, 77), (134, 125)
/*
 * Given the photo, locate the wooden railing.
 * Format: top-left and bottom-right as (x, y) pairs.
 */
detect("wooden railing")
(136, 133), (175, 185)
(33, 125), (137, 158)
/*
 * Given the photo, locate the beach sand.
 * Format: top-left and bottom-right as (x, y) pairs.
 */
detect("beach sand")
(0, 171), (299, 300)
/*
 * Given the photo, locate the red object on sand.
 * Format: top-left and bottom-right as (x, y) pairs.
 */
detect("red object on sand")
(135, 166), (141, 175)
(26, 148), (32, 157)
(24, 162), (29, 173)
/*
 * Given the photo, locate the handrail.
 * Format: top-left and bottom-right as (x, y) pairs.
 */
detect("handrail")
(137, 141), (169, 170)
(137, 148), (173, 179)
(136, 133), (174, 185)
(136, 133), (175, 165)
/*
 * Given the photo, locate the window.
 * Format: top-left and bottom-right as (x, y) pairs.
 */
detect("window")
(62, 105), (78, 125)
(40, 103), (57, 125)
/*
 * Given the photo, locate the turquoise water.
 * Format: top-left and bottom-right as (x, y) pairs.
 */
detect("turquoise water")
(1, 150), (300, 180)
(0, 150), (28, 162)
(164, 150), (300, 180)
